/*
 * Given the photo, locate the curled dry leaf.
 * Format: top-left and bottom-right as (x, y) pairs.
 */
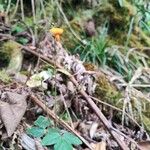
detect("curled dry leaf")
(39, 34), (95, 95)
(26, 71), (51, 88)
(21, 133), (36, 150)
(35, 139), (46, 150)
(138, 141), (150, 150)
(89, 122), (98, 139)
(67, 81), (75, 93)
(28, 45), (36, 50)
(94, 141), (106, 150)
(0, 92), (27, 136)
(84, 19), (96, 37)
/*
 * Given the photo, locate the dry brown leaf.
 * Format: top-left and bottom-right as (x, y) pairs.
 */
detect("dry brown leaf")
(0, 92), (27, 136)
(67, 81), (75, 93)
(138, 141), (150, 150)
(21, 133), (36, 150)
(28, 46), (36, 50)
(84, 20), (96, 37)
(89, 122), (98, 139)
(94, 141), (106, 150)
(35, 139), (45, 150)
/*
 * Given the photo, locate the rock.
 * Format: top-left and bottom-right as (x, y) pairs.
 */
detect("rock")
(84, 20), (96, 37)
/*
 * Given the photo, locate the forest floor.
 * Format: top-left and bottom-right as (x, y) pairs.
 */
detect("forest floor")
(0, 1), (150, 150)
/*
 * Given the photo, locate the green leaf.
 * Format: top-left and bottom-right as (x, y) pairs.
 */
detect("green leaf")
(27, 127), (45, 138)
(34, 116), (52, 129)
(118, 0), (124, 7)
(48, 128), (60, 134)
(17, 37), (29, 45)
(63, 132), (82, 146)
(54, 139), (73, 150)
(42, 131), (61, 146)
(11, 25), (24, 33)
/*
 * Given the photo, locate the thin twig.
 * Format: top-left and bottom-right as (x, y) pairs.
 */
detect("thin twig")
(11, 0), (19, 19)
(55, 0), (85, 45)
(0, 33), (15, 40)
(119, 83), (150, 88)
(31, 0), (37, 42)
(18, 20), (36, 46)
(6, 0), (12, 16)
(40, 0), (46, 19)
(60, 91), (74, 129)
(20, 0), (25, 21)
(31, 0), (36, 24)
(30, 94), (92, 150)
(90, 96), (142, 129)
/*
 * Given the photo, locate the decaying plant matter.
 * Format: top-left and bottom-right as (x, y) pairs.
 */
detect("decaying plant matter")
(0, 27), (149, 149)
(0, 1), (150, 148)
(22, 33), (149, 149)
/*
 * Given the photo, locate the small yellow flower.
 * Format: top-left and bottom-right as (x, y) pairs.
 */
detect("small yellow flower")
(50, 28), (64, 41)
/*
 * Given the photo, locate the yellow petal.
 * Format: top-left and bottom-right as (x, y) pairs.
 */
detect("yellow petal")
(50, 28), (64, 35)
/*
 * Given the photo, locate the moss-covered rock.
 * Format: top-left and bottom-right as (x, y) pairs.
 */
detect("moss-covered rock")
(0, 40), (23, 74)
(95, 73), (122, 106)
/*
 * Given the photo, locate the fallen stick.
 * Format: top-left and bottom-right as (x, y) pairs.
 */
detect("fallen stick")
(23, 46), (129, 150)
(30, 94), (92, 150)
(0, 33), (15, 41)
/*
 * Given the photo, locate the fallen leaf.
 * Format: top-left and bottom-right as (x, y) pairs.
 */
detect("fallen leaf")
(28, 46), (36, 50)
(94, 141), (106, 150)
(138, 141), (150, 150)
(26, 71), (51, 88)
(21, 133), (36, 150)
(67, 81), (75, 93)
(0, 92), (27, 136)
(84, 20), (96, 37)
(35, 139), (45, 150)
(89, 122), (98, 139)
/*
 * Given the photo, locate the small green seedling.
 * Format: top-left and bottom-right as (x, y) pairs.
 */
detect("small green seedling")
(27, 115), (82, 150)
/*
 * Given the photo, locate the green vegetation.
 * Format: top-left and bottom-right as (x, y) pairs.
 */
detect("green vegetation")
(0, 0), (150, 149)
(27, 116), (82, 150)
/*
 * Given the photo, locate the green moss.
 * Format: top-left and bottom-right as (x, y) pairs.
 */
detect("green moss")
(95, 74), (122, 106)
(142, 115), (150, 133)
(92, 0), (150, 48)
(0, 70), (11, 83)
(0, 51), (10, 68)
(62, 25), (79, 50)
(0, 40), (23, 74)
(61, 0), (150, 50)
